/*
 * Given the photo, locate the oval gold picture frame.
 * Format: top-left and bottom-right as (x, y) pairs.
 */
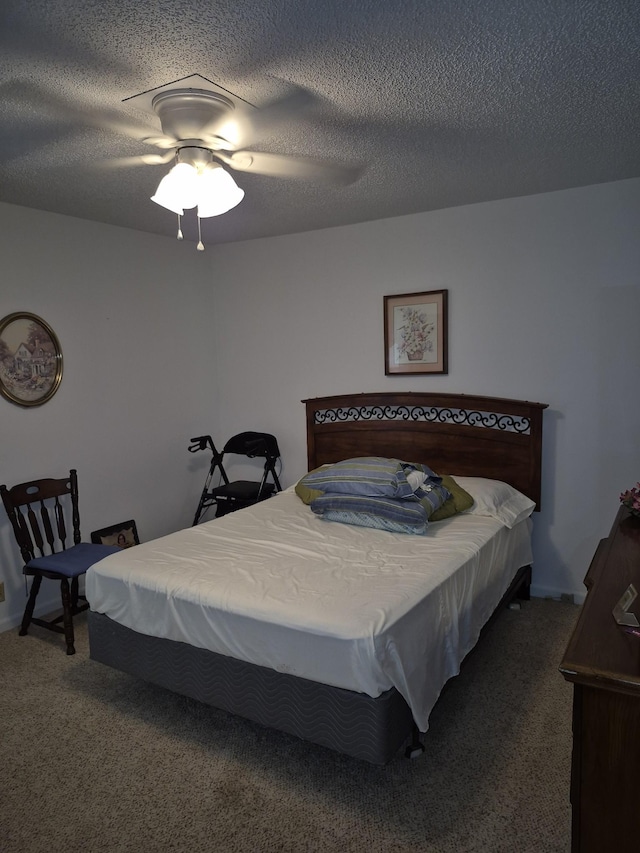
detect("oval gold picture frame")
(0, 312), (63, 407)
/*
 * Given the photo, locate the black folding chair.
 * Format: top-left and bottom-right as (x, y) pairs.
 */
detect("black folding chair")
(188, 432), (282, 524)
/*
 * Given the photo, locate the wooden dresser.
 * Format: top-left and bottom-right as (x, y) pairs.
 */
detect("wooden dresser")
(560, 506), (640, 853)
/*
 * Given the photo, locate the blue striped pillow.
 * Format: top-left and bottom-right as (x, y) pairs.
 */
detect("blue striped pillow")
(310, 492), (428, 531)
(302, 456), (415, 499)
(321, 509), (428, 535)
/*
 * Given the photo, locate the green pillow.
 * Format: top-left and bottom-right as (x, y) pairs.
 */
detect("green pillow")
(295, 479), (323, 505)
(429, 475), (475, 521)
(295, 466), (327, 504)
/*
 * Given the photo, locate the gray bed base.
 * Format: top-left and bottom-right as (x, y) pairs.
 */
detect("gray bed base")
(88, 563), (531, 764)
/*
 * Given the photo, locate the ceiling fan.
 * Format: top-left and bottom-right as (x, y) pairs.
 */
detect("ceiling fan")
(141, 87), (357, 178)
(121, 81), (362, 249)
(1, 73), (362, 248)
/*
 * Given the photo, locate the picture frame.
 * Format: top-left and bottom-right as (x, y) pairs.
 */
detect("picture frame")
(384, 290), (448, 375)
(0, 312), (63, 407)
(91, 520), (140, 549)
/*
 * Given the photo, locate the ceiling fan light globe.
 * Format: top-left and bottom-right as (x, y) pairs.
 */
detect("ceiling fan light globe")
(197, 164), (245, 218)
(150, 162), (200, 214)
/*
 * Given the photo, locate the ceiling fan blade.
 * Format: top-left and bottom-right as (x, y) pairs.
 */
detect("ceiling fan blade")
(218, 85), (320, 150)
(140, 134), (180, 150)
(0, 124), (77, 164)
(0, 10), (135, 79)
(249, 86), (317, 131)
(97, 152), (176, 169)
(218, 149), (363, 185)
(196, 85), (322, 152)
(0, 80), (161, 144)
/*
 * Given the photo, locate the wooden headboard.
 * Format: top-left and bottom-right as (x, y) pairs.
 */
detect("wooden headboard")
(303, 392), (548, 509)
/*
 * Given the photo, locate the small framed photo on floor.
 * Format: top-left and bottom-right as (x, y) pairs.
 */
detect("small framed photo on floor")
(91, 519), (140, 548)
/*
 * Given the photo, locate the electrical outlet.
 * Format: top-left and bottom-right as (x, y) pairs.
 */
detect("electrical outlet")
(0, 582), (5, 602)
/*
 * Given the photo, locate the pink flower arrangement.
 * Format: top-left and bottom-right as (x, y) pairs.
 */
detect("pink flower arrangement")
(620, 483), (640, 517)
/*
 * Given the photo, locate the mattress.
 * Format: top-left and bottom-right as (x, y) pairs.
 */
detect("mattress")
(86, 486), (532, 731)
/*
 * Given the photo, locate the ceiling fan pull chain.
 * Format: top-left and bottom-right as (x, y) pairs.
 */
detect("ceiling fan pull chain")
(197, 216), (205, 251)
(176, 213), (183, 241)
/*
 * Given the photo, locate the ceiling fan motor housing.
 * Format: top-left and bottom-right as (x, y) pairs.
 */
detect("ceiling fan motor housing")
(176, 146), (217, 169)
(152, 89), (235, 145)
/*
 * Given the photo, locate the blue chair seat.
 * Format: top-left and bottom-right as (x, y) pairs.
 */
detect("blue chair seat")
(26, 543), (121, 577)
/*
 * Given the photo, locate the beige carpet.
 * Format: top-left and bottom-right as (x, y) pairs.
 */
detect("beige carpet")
(0, 597), (577, 853)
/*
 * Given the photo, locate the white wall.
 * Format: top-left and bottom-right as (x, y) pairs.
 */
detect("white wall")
(208, 178), (640, 602)
(0, 203), (218, 631)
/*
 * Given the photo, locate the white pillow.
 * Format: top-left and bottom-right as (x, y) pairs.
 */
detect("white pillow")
(406, 469), (427, 491)
(452, 476), (535, 529)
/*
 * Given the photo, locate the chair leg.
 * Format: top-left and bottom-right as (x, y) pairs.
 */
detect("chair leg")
(60, 578), (76, 655)
(70, 576), (80, 610)
(20, 574), (42, 636)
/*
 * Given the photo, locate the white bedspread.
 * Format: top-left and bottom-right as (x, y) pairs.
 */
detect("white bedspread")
(86, 487), (532, 731)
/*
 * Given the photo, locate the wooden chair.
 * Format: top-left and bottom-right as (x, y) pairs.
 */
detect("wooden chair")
(0, 469), (120, 655)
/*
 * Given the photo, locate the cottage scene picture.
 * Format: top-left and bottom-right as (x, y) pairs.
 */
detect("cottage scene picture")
(0, 313), (62, 406)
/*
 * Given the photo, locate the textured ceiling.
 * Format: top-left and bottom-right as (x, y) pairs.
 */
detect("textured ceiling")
(1, 1), (639, 247)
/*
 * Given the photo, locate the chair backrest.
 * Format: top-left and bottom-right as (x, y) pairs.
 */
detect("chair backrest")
(223, 432), (280, 460)
(0, 469), (81, 564)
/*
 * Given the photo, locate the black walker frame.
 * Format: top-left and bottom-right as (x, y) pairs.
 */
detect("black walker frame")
(188, 432), (282, 525)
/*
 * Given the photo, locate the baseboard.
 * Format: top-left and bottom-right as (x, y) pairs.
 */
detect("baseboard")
(530, 584), (585, 605)
(0, 590), (62, 635)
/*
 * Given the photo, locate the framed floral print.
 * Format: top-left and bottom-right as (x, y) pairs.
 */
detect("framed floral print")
(0, 312), (63, 406)
(384, 290), (448, 375)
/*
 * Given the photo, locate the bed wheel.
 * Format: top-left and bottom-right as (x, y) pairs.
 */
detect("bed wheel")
(405, 725), (425, 759)
(405, 741), (425, 759)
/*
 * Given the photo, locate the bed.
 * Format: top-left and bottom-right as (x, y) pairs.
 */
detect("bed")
(87, 391), (547, 764)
